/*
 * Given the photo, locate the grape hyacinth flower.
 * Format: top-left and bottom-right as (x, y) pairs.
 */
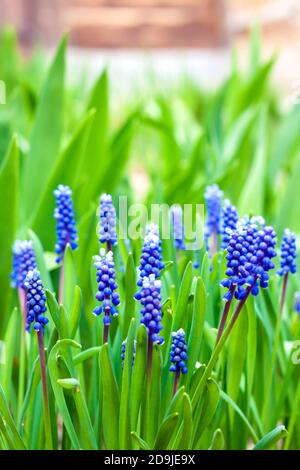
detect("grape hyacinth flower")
(217, 217), (277, 342)
(93, 249), (120, 343)
(54, 184), (78, 263)
(169, 328), (188, 395)
(11, 240), (37, 290)
(294, 292), (300, 315)
(204, 184), (223, 256)
(221, 199), (238, 250)
(277, 229), (297, 315)
(137, 223), (164, 287)
(135, 274), (164, 345)
(98, 193), (118, 251)
(24, 270), (48, 332)
(171, 205), (185, 251)
(24, 269), (52, 448)
(11, 240), (37, 321)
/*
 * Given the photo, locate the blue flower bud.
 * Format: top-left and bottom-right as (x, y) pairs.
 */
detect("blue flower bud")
(171, 205), (185, 250)
(204, 184), (223, 250)
(221, 199), (238, 249)
(11, 240), (37, 289)
(98, 193), (117, 246)
(277, 229), (297, 277)
(137, 224), (164, 287)
(54, 185), (78, 263)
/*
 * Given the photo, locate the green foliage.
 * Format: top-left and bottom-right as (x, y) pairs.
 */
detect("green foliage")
(0, 29), (299, 451)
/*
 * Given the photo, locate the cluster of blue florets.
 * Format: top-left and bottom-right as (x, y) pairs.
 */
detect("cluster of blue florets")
(93, 249), (120, 325)
(54, 185), (78, 263)
(137, 224), (164, 287)
(135, 274), (164, 345)
(221, 199), (238, 249)
(171, 205), (185, 250)
(221, 217), (277, 301)
(169, 328), (188, 374)
(11, 240), (37, 289)
(24, 270), (48, 332)
(277, 229), (297, 277)
(204, 184), (223, 248)
(98, 194), (118, 247)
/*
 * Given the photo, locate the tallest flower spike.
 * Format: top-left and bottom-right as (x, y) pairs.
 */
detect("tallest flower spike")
(137, 223), (164, 287)
(54, 185), (78, 263)
(204, 184), (223, 256)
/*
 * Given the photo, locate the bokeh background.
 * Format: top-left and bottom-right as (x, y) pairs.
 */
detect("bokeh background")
(1, 0), (299, 91)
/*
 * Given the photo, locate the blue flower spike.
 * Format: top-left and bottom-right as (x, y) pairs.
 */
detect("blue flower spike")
(137, 223), (164, 287)
(220, 216), (277, 303)
(277, 229), (297, 277)
(24, 270), (48, 333)
(98, 193), (118, 251)
(54, 184), (78, 263)
(11, 240), (37, 289)
(93, 249), (120, 342)
(204, 184), (223, 256)
(135, 273), (164, 345)
(171, 205), (185, 251)
(169, 328), (188, 395)
(221, 199), (238, 250)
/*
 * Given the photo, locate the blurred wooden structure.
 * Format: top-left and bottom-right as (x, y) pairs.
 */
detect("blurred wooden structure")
(1, 0), (299, 50)
(1, 0), (226, 48)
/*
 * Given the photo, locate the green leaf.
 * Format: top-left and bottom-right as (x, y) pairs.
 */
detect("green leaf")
(173, 261), (193, 330)
(57, 378), (80, 389)
(188, 277), (206, 378)
(0, 385), (26, 450)
(31, 109), (95, 245)
(76, 71), (109, 212)
(0, 137), (18, 335)
(220, 390), (258, 443)
(131, 324), (147, 432)
(0, 308), (18, 400)
(69, 286), (82, 339)
(48, 339), (82, 449)
(193, 378), (219, 445)
(122, 254), (136, 339)
(130, 432), (150, 450)
(73, 346), (102, 366)
(45, 289), (60, 331)
(209, 428), (225, 450)
(99, 343), (120, 450)
(173, 393), (193, 450)
(22, 36), (66, 220)
(63, 244), (77, 317)
(154, 413), (179, 450)
(252, 425), (287, 450)
(119, 318), (136, 449)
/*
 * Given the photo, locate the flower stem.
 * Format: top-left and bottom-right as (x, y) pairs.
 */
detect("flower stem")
(216, 286), (236, 344)
(192, 288), (251, 407)
(107, 241), (112, 252)
(37, 330), (53, 449)
(262, 273), (289, 428)
(103, 324), (109, 344)
(172, 370), (180, 397)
